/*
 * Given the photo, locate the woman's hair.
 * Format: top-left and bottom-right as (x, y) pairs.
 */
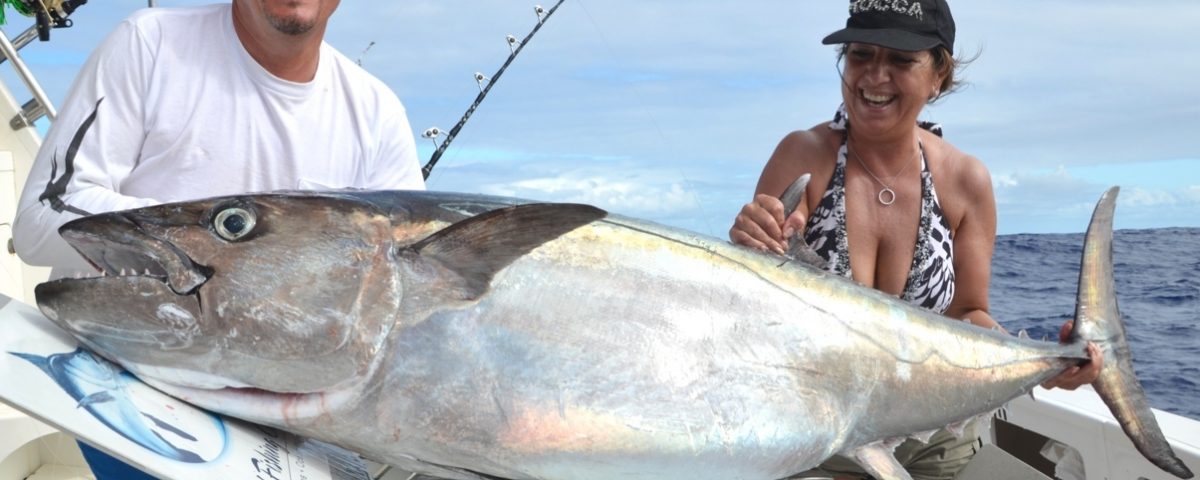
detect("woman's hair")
(929, 46), (967, 102)
(837, 44), (975, 104)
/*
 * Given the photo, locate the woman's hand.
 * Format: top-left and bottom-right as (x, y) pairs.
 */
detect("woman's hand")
(729, 194), (803, 255)
(1041, 320), (1103, 390)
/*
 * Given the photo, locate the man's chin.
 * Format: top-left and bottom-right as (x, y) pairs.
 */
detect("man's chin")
(266, 15), (315, 35)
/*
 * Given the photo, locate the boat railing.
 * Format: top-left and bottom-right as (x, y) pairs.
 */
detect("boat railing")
(0, 27), (56, 129)
(0, 0), (102, 304)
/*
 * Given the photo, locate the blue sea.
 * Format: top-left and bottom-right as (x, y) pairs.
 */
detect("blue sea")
(990, 227), (1200, 420)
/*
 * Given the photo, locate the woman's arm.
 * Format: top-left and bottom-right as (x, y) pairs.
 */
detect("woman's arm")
(730, 128), (827, 253)
(944, 153), (998, 330)
(943, 151), (1100, 389)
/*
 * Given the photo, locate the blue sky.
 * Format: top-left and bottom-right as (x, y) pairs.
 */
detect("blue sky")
(3, 0), (1197, 237)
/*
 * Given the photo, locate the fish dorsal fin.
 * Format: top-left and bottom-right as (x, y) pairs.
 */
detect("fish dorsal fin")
(409, 203), (606, 299)
(847, 441), (913, 480)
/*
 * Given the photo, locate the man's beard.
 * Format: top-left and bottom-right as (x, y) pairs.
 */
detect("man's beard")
(265, 12), (315, 36)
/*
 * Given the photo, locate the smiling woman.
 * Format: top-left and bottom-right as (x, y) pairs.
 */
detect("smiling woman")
(727, 0), (1104, 478)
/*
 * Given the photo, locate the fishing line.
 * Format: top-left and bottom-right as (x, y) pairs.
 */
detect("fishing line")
(574, 0), (667, 143)
(421, 0), (567, 180)
(571, 0), (710, 236)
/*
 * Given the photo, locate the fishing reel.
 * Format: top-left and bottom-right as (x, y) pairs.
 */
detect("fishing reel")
(5, 0), (88, 41)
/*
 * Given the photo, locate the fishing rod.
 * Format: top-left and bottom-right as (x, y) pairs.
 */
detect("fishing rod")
(420, 0), (566, 180)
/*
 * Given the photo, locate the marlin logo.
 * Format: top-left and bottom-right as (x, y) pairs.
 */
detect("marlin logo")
(38, 98), (101, 217)
(9, 348), (226, 463)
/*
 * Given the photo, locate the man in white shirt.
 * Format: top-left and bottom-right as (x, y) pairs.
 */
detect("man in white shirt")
(12, 1), (425, 477)
(14, 0), (425, 278)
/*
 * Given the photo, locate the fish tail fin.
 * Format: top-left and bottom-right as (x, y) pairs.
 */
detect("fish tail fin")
(1072, 186), (1193, 479)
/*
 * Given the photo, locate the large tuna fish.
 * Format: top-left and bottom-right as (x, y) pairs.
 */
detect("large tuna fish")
(34, 185), (1193, 480)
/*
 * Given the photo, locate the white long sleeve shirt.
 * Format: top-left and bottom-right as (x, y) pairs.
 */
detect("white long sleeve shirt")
(14, 4), (424, 275)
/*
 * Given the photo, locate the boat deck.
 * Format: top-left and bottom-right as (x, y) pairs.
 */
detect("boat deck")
(0, 404), (93, 480)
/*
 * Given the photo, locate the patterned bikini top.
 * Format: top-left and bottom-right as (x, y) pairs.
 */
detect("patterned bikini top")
(802, 106), (956, 314)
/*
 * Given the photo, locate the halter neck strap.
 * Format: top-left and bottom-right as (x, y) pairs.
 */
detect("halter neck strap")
(828, 104), (943, 138)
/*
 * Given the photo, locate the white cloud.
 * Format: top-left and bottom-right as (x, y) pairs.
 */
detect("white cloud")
(993, 166), (1093, 207)
(1123, 187), (1181, 207)
(1186, 186), (1200, 202)
(484, 175), (699, 216)
(993, 165), (1200, 233)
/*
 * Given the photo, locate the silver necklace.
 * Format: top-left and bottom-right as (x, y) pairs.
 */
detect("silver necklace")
(848, 142), (919, 206)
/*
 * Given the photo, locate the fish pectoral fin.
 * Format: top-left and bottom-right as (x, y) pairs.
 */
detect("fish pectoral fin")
(77, 391), (116, 409)
(847, 441), (913, 480)
(785, 241), (828, 270)
(408, 203), (607, 299)
(776, 173), (828, 270)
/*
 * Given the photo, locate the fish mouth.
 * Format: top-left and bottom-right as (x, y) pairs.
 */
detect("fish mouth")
(142, 375), (363, 426)
(56, 211), (212, 295)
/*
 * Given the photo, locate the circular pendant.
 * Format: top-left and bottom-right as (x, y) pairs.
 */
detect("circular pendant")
(878, 187), (896, 206)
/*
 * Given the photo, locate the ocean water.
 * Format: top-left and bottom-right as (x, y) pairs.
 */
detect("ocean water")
(990, 227), (1200, 420)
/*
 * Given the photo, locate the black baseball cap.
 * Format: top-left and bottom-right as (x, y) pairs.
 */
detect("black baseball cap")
(821, 0), (956, 55)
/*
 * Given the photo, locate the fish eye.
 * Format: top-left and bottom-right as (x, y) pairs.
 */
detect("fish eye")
(213, 207), (256, 241)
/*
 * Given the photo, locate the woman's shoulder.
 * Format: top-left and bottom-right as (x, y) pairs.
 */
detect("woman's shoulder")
(781, 122), (841, 147)
(756, 123), (841, 197)
(922, 131), (994, 225)
(922, 131), (990, 188)
(769, 123), (841, 165)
